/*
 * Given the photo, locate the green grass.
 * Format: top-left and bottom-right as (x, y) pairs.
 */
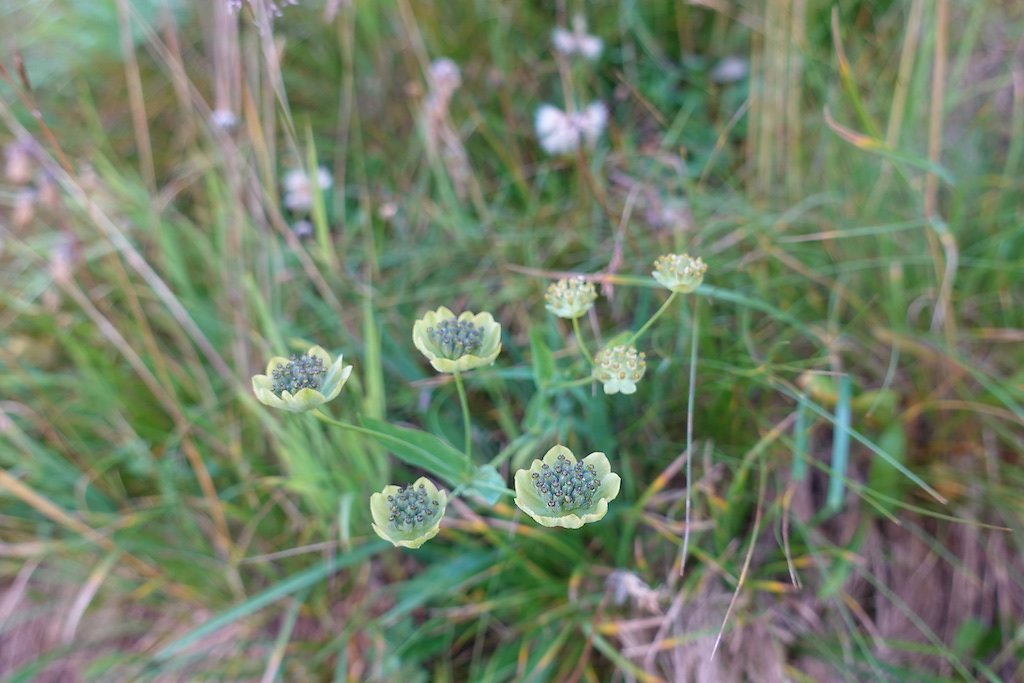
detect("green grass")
(1, 0), (1023, 681)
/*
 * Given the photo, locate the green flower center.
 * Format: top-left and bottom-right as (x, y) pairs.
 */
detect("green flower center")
(427, 318), (484, 360)
(532, 453), (600, 513)
(271, 354), (326, 396)
(387, 484), (440, 530)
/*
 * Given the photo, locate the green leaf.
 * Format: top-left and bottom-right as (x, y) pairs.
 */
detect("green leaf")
(867, 422), (908, 518)
(825, 374), (852, 513)
(360, 417), (470, 485)
(529, 328), (556, 388)
(465, 464), (512, 505)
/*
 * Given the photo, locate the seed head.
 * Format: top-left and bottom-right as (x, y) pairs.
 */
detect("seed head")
(593, 345), (647, 395)
(652, 253), (707, 293)
(544, 277), (597, 319)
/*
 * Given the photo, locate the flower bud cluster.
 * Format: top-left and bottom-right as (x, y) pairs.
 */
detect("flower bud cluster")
(652, 253), (707, 293)
(545, 277), (597, 319)
(271, 353), (327, 396)
(593, 345), (647, 395)
(387, 483), (441, 530)
(531, 452), (600, 513)
(427, 318), (484, 360)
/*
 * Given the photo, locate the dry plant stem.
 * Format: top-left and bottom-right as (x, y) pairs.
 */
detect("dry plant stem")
(115, 0), (155, 189)
(925, 0), (958, 349)
(453, 369), (473, 463)
(678, 295), (699, 577)
(867, 0), (925, 213)
(571, 316), (595, 365)
(628, 291), (678, 346)
(711, 447), (767, 660)
(782, 482), (802, 589)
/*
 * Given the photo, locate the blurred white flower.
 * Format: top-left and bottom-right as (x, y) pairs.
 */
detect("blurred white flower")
(552, 15), (602, 61)
(428, 58), (462, 97)
(282, 166), (332, 212)
(209, 108), (238, 130)
(535, 102), (608, 156)
(292, 220), (314, 239)
(710, 56), (749, 84)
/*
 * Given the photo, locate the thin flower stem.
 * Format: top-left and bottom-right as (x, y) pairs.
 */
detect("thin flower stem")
(312, 409), (361, 433)
(571, 316), (595, 365)
(627, 291), (678, 346)
(546, 376), (594, 391)
(680, 295), (700, 577)
(453, 369), (473, 462)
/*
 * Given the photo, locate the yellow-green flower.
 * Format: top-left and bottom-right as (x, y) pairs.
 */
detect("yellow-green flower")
(370, 477), (447, 548)
(652, 253), (707, 293)
(412, 306), (502, 374)
(514, 445), (620, 529)
(593, 345), (646, 395)
(251, 345), (352, 413)
(544, 276), (598, 319)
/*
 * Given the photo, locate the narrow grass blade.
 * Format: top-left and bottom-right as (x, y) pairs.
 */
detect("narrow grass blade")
(792, 393), (810, 481)
(826, 374), (853, 513)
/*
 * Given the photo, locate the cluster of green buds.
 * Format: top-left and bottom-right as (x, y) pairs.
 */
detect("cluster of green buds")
(271, 353), (326, 395)
(413, 306), (502, 374)
(252, 346), (352, 413)
(532, 452), (600, 512)
(514, 445), (620, 528)
(427, 318), (484, 359)
(652, 253), (707, 293)
(593, 345), (647, 395)
(544, 276), (597, 319)
(370, 477), (447, 548)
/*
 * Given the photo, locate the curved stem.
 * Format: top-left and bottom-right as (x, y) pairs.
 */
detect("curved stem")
(571, 316), (595, 365)
(680, 295), (700, 577)
(627, 291), (678, 346)
(313, 409), (360, 432)
(453, 370), (472, 462)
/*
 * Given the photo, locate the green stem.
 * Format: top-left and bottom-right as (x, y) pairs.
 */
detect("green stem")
(571, 316), (595, 365)
(546, 376), (594, 391)
(627, 291), (678, 346)
(453, 370), (472, 462)
(680, 295), (700, 577)
(313, 409), (362, 433)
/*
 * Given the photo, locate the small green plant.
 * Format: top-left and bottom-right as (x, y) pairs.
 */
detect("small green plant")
(250, 256), (706, 548)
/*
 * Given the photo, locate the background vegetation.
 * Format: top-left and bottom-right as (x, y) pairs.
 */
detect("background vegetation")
(1, 0), (1022, 681)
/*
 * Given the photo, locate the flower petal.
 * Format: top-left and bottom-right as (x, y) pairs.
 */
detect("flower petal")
(542, 444), (576, 466)
(305, 345), (332, 367)
(321, 361), (353, 402)
(253, 382), (288, 410)
(513, 469), (547, 516)
(282, 387), (326, 412)
(430, 357), (459, 373)
(582, 452), (610, 479)
(596, 472), (621, 504)
(265, 356), (291, 376)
